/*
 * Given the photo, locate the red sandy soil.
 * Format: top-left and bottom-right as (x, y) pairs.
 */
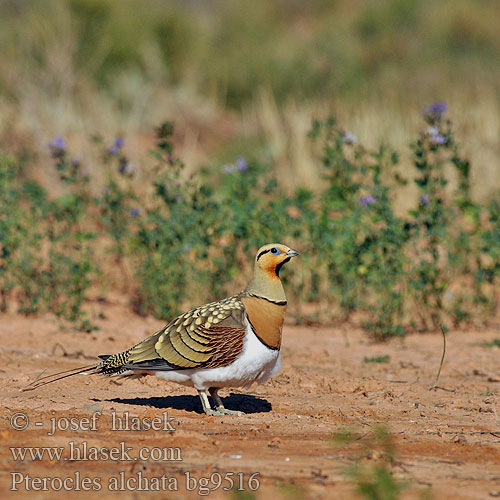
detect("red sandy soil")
(1, 297), (500, 499)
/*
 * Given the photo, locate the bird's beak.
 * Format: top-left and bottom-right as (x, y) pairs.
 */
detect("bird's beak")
(286, 249), (299, 257)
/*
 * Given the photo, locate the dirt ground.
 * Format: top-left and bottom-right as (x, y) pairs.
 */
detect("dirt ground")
(1, 297), (500, 500)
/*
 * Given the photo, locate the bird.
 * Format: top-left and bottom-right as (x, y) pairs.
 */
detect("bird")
(23, 243), (299, 415)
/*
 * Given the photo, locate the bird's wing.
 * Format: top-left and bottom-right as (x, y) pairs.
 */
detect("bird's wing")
(125, 296), (247, 370)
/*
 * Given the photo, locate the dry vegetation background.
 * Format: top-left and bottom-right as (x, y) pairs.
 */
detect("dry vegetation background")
(1, 0), (499, 204)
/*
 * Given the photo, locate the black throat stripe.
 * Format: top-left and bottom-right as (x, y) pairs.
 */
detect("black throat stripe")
(275, 256), (291, 277)
(256, 249), (269, 261)
(249, 294), (287, 306)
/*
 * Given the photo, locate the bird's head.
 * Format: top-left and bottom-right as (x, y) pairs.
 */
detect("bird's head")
(255, 243), (299, 279)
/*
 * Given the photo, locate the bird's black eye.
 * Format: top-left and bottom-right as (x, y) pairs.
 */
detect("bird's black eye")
(270, 247), (281, 255)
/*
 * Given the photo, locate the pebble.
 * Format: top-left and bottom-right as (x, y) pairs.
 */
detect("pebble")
(83, 403), (102, 412)
(268, 437), (281, 448)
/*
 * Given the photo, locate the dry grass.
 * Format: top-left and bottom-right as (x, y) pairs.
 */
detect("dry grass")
(0, 0), (499, 209)
(248, 87), (500, 211)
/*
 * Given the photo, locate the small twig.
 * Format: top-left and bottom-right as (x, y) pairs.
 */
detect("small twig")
(51, 343), (68, 356)
(492, 399), (500, 428)
(432, 386), (455, 393)
(51, 342), (95, 360)
(430, 324), (447, 390)
(353, 433), (368, 441)
(341, 328), (350, 347)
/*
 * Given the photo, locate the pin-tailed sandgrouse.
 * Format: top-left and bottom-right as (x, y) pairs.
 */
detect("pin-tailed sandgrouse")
(24, 243), (299, 415)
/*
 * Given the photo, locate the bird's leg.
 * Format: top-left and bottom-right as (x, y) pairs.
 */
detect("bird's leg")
(209, 387), (224, 409)
(208, 387), (243, 416)
(197, 390), (214, 415)
(197, 388), (242, 416)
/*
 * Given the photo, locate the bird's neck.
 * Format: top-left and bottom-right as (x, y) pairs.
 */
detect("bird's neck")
(244, 266), (287, 303)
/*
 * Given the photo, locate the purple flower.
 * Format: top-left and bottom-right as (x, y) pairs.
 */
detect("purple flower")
(222, 163), (237, 175)
(430, 134), (446, 145)
(360, 195), (377, 207)
(108, 137), (123, 155)
(423, 101), (447, 118)
(129, 208), (140, 217)
(236, 156), (248, 172)
(426, 123), (446, 145)
(48, 136), (66, 151)
(420, 194), (430, 206)
(342, 132), (357, 145)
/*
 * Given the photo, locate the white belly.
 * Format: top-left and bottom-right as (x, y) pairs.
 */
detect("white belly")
(155, 320), (281, 391)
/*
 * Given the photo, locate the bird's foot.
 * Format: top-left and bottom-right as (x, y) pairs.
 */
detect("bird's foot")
(206, 407), (243, 416)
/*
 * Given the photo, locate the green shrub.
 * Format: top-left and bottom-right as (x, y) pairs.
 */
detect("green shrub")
(0, 104), (497, 338)
(0, 143), (96, 331)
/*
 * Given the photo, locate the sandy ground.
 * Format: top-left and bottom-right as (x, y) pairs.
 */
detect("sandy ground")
(1, 298), (500, 500)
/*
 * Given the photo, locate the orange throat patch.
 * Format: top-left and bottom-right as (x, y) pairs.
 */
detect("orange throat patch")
(241, 296), (286, 350)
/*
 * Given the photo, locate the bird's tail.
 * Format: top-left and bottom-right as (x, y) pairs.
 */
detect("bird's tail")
(21, 350), (132, 392)
(21, 364), (99, 391)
